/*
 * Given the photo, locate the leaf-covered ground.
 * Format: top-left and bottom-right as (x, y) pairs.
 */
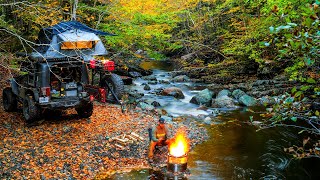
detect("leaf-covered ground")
(0, 89), (208, 179)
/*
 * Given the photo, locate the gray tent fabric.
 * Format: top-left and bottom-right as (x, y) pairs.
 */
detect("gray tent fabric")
(31, 21), (112, 61)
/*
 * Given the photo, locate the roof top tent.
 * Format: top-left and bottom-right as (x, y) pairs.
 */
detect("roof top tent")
(30, 21), (115, 62)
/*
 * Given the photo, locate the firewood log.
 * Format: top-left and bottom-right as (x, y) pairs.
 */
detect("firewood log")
(131, 132), (144, 141)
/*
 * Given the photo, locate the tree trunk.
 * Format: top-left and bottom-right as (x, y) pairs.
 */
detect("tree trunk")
(71, 0), (78, 20)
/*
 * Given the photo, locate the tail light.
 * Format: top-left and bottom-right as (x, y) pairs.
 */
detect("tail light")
(103, 60), (115, 71)
(89, 59), (96, 69)
(41, 87), (51, 96)
(90, 95), (95, 102)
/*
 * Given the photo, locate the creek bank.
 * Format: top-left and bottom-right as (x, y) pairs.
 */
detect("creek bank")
(0, 100), (208, 179)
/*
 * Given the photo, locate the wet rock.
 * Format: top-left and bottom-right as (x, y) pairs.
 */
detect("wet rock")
(259, 96), (276, 106)
(128, 71), (142, 78)
(239, 95), (257, 106)
(143, 75), (157, 81)
(232, 89), (247, 100)
(190, 88), (214, 106)
(148, 81), (158, 85)
(151, 101), (161, 107)
(197, 105), (208, 111)
(159, 80), (170, 84)
(143, 84), (151, 91)
(203, 117), (212, 125)
(210, 110), (220, 117)
(170, 71), (185, 77)
(137, 102), (155, 111)
(128, 90), (144, 99)
(172, 75), (190, 82)
(162, 87), (185, 99)
(212, 96), (236, 108)
(217, 89), (231, 98)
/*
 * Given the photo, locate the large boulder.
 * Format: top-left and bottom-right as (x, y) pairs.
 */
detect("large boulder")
(190, 88), (214, 106)
(162, 87), (185, 99)
(239, 95), (257, 106)
(232, 89), (247, 100)
(217, 89), (231, 98)
(212, 96), (236, 108)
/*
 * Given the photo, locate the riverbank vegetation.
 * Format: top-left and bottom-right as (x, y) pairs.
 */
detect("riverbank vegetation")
(0, 0), (319, 160)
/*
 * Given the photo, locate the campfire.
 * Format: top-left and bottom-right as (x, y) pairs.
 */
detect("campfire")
(167, 129), (189, 173)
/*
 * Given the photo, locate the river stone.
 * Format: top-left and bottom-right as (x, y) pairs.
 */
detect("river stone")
(148, 81), (158, 85)
(151, 101), (161, 107)
(128, 91), (144, 99)
(159, 80), (170, 84)
(203, 117), (212, 125)
(137, 102), (155, 111)
(143, 75), (157, 81)
(128, 71), (142, 78)
(143, 84), (151, 90)
(162, 87), (185, 99)
(239, 95), (257, 106)
(212, 96), (236, 108)
(259, 96), (276, 106)
(190, 88), (214, 106)
(172, 75), (190, 82)
(217, 89), (231, 98)
(232, 89), (247, 100)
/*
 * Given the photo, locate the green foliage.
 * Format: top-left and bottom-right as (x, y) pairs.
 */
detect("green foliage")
(261, 1), (319, 82)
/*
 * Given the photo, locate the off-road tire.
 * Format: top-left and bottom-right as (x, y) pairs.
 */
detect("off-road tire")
(76, 102), (93, 118)
(2, 87), (17, 112)
(23, 95), (41, 122)
(104, 73), (124, 101)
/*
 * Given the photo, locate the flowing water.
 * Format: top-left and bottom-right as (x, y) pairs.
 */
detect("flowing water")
(110, 60), (320, 179)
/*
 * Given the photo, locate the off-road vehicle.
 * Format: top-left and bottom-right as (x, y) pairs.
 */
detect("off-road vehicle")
(2, 21), (124, 122)
(3, 58), (93, 122)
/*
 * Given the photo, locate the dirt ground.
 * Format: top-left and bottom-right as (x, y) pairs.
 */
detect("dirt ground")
(0, 90), (208, 179)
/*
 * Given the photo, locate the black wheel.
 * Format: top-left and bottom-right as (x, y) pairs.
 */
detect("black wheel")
(104, 74), (124, 102)
(76, 102), (93, 118)
(23, 95), (41, 122)
(3, 87), (17, 112)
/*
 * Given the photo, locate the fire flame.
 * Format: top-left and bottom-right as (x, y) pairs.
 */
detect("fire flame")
(169, 129), (189, 157)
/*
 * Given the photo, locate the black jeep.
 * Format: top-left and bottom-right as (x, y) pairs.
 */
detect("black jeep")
(2, 21), (127, 122)
(2, 57), (93, 122)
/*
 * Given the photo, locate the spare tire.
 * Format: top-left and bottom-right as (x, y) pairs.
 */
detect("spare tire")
(104, 73), (124, 102)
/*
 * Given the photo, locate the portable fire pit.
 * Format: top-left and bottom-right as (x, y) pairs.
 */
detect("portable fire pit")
(167, 129), (189, 175)
(167, 153), (188, 173)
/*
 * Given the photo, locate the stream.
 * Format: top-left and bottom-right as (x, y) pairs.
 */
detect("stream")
(110, 60), (319, 179)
